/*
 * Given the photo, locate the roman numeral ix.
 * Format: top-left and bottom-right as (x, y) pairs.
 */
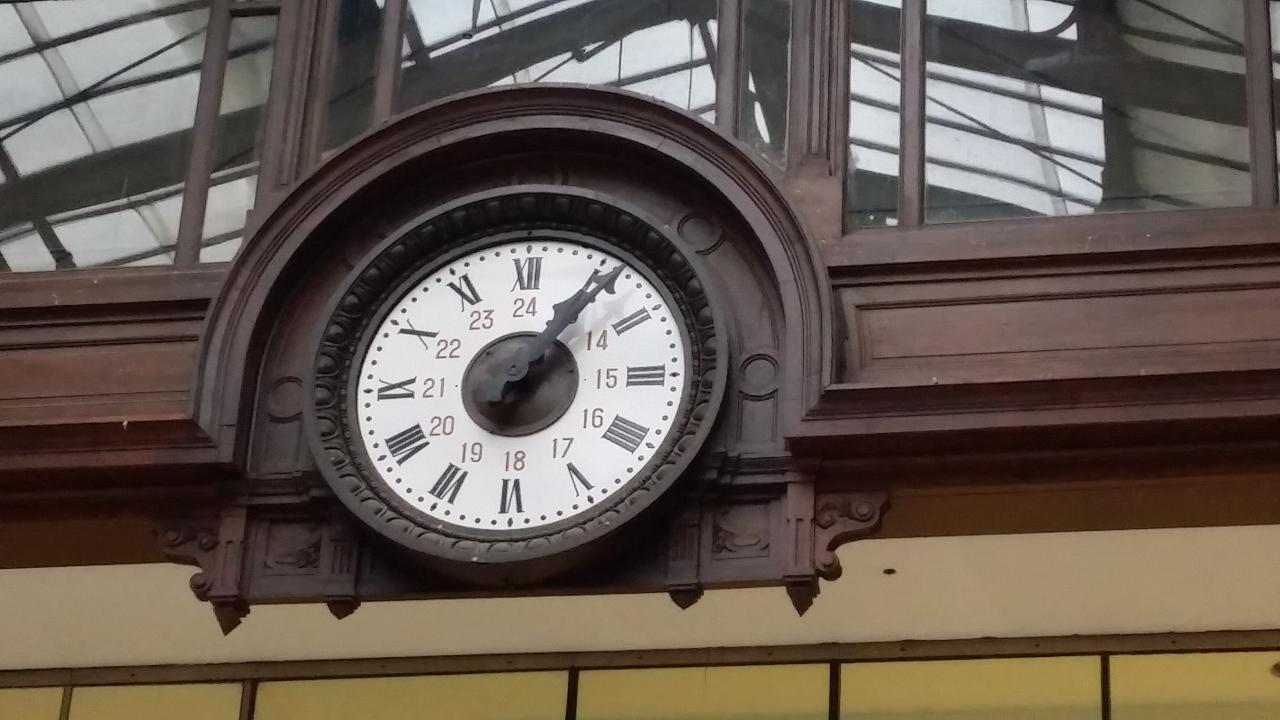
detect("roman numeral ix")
(385, 424), (429, 465)
(376, 376), (415, 400)
(602, 415), (649, 454)
(612, 308), (651, 335)
(567, 462), (594, 496)
(429, 463), (467, 504)
(447, 273), (482, 308)
(626, 365), (665, 387)
(500, 477), (523, 514)
(511, 256), (542, 291)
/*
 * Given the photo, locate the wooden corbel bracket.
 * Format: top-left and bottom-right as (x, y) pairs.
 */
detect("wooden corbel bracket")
(155, 508), (249, 635)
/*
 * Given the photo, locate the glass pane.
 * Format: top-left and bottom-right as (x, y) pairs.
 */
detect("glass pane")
(1112, 652), (1280, 720)
(847, 0), (901, 227)
(578, 664), (828, 720)
(924, 0), (1250, 223)
(397, 1), (718, 123)
(1272, 1), (1280, 185)
(69, 683), (241, 720)
(325, 0), (382, 150)
(255, 672), (566, 720)
(842, 656), (1101, 720)
(737, 0), (790, 165)
(0, 687), (61, 720)
(0, 1), (211, 272)
(200, 13), (277, 264)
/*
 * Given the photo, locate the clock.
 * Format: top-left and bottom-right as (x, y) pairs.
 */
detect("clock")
(307, 189), (725, 582)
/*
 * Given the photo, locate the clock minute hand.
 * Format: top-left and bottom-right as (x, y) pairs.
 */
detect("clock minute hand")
(485, 264), (624, 404)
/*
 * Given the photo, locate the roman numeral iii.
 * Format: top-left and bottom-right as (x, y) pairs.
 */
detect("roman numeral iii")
(626, 365), (665, 387)
(511, 256), (542, 291)
(602, 415), (649, 453)
(385, 424), (429, 465)
(376, 376), (415, 400)
(429, 463), (467, 503)
(500, 478), (523, 514)
(447, 274), (481, 308)
(612, 308), (651, 334)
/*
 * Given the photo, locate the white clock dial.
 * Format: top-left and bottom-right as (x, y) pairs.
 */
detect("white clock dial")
(355, 239), (689, 532)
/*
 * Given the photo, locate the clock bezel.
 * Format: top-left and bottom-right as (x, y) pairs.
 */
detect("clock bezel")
(306, 188), (726, 570)
(347, 231), (693, 540)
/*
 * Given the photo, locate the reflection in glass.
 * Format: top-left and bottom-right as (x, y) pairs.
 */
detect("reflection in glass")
(924, 0), (1250, 223)
(843, 657), (1101, 720)
(200, 14), (276, 263)
(578, 664), (828, 720)
(397, 0), (718, 123)
(325, 0), (382, 150)
(1111, 652), (1280, 720)
(0, 0), (211, 271)
(737, 0), (790, 165)
(847, 0), (901, 227)
(256, 673), (567, 720)
(1272, 1), (1280, 188)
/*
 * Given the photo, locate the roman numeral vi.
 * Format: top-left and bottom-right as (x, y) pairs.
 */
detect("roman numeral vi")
(500, 478), (523, 514)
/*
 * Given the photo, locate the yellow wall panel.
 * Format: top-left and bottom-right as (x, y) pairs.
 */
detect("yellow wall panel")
(842, 656), (1100, 720)
(577, 664), (828, 720)
(69, 683), (241, 720)
(254, 671), (565, 720)
(0, 687), (62, 720)
(1112, 652), (1280, 720)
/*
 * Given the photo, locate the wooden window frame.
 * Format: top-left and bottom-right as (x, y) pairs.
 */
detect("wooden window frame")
(821, 0), (1280, 269)
(8, 0), (1277, 286)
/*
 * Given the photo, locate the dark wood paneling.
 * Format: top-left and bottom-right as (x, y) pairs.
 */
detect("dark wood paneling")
(840, 256), (1280, 387)
(0, 267), (222, 471)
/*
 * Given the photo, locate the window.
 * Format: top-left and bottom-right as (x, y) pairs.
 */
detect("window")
(0, 0), (282, 273)
(0, 0), (213, 271)
(846, 0), (1273, 229)
(397, 0), (720, 122)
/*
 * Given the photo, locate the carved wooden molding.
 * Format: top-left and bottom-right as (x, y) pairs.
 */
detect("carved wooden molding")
(665, 503), (703, 609)
(814, 491), (890, 582)
(149, 474), (886, 631)
(197, 85), (830, 468)
(156, 509), (249, 635)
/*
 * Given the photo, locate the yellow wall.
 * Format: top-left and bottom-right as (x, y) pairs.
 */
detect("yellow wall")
(1112, 652), (1280, 720)
(5, 652), (1280, 719)
(5, 526), (1280, 670)
(255, 672), (565, 720)
(0, 687), (61, 720)
(68, 684), (241, 720)
(578, 664), (827, 720)
(843, 657), (1099, 720)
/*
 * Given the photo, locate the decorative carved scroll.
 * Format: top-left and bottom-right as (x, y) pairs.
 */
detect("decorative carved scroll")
(156, 508), (249, 635)
(814, 491), (890, 581)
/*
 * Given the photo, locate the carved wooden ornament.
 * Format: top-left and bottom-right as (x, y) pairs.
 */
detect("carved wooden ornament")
(306, 188), (728, 584)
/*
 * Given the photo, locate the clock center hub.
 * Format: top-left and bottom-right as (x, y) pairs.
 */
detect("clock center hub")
(460, 331), (578, 437)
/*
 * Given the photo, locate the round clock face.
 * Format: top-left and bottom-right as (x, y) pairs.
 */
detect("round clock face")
(354, 239), (689, 532)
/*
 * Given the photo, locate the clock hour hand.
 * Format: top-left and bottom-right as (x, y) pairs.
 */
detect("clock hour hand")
(485, 264), (624, 404)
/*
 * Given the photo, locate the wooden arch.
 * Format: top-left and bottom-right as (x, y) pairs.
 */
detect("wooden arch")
(194, 85), (831, 464)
